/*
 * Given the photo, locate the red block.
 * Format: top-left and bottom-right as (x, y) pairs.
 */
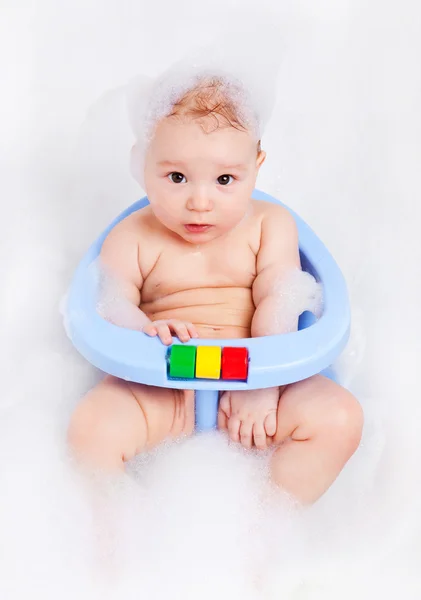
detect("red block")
(221, 347), (249, 380)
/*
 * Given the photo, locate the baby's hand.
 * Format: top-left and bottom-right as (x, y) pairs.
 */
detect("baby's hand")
(142, 319), (199, 345)
(218, 387), (279, 449)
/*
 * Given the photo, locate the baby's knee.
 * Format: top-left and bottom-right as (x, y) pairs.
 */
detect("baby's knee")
(67, 404), (124, 471)
(278, 375), (364, 454)
(67, 377), (146, 471)
(328, 388), (364, 453)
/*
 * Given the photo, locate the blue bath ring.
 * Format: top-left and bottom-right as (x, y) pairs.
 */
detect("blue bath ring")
(65, 189), (350, 432)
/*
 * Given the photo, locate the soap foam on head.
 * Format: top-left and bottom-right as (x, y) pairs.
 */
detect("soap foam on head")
(127, 33), (281, 188)
(129, 73), (262, 188)
(144, 73), (260, 144)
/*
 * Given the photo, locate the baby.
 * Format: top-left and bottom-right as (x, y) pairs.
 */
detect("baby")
(68, 76), (363, 504)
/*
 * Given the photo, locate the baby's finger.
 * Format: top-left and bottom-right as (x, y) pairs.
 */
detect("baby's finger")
(185, 322), (199, 338)
(156, 323), (173, 345)
(228, 416), (241, 443)
(240, 421), (253, 449)
(252, 423), (267, 450)
(264, 411), (277, 438)
(142, 323), (158, 336)
(170, 321), (190, 342)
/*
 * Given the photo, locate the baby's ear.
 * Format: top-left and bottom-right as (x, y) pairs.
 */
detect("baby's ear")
(256, 149), (266, 169)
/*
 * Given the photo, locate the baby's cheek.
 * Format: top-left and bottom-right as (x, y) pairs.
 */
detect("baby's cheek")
(221, 206), (248, 230)
(154, 206), (172, 226)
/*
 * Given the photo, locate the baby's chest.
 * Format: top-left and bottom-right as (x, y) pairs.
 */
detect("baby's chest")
(142, 241), (257, 299)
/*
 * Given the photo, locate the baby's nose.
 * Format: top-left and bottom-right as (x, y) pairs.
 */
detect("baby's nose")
(187, 187), (213, 211)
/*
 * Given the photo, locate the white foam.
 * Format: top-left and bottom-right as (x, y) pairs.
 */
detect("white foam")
(272, 268), (323, 330)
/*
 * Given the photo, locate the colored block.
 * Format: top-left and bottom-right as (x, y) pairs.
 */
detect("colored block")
(169, 345), (196, 378)
(195, 346), (222, 379)
(221, 347), (249, 380)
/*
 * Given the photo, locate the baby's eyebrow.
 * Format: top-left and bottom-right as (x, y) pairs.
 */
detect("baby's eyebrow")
(216, 163), (248, 172)
(157, 160), (248, 172)
(157, 160), (185, 167)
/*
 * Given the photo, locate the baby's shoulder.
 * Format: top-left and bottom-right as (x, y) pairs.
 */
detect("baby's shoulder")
(113, 205), (156, 234)
(102, 206), (169, 279)
(251, 199), (297, 234)
(101, 206), (162, 268)
(104, 205), (160, 245)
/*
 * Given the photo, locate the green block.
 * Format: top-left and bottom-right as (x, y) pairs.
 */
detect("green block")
(169, 345), (196, 378)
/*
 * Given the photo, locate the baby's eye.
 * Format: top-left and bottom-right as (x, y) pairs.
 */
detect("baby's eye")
(217, 174), (234, 186)
(168, 172), (186, 184)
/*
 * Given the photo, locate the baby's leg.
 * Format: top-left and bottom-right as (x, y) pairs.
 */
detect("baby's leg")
(67, 376), (194, 573)
(67, 375), (195, 471)
(271, 375), (363, 504)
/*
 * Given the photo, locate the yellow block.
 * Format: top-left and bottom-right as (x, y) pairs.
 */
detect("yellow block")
(195, 346), (222, 379)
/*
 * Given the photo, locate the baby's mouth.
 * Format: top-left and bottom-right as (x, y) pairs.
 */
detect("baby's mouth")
(184, 224), (213, 233)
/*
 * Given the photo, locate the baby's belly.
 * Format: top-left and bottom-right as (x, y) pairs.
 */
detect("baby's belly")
(140, 287), (255, 339)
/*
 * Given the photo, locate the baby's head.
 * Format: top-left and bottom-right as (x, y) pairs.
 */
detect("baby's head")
(138, 77), (266, 243)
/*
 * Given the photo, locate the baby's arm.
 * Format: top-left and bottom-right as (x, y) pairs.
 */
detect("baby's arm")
(251, 206), (301, 337)
(219, 207), (301, 449)
(98, 220), (198, 345)
(98, 220), (150, 331)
